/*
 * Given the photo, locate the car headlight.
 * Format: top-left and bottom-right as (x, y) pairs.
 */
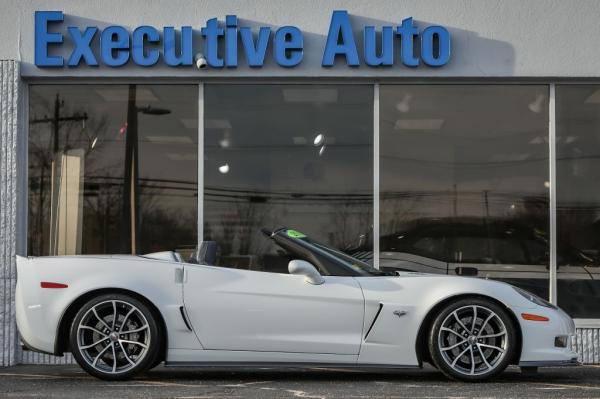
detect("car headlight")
(513, 286), (557, 309)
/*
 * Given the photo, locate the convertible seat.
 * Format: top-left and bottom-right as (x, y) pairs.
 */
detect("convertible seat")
(189, 241), (218, 265)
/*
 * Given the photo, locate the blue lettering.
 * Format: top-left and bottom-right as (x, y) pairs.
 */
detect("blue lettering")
(240, 27), (271, 67)
(421, 26), (451, 67)
(32, 10), (451, 69)
(132, 26), (160, 66)
(100, 26), (129, 66)
(201, 18), (224, 67)
(364, 26), (393, 66)
(225, 15), (238, 67)
(274, 26), (303, 67)
(396, 17), (419, 67)
(35, 11), (64, 67)
(67, 26), (98, 66)
(322, 10), (359, 67)
(163, 26), (193, 66)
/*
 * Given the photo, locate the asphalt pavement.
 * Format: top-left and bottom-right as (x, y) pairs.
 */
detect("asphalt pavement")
(0, 364), (599, 398)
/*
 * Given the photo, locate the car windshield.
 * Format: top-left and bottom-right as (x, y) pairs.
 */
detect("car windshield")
(303, 238), (388, 276)
(267, 228), (392, 276)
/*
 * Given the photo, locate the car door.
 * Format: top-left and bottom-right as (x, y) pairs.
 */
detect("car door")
(182, 263), (365, 355)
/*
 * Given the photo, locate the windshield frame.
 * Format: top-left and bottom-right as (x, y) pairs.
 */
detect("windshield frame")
(267, 228), (391, 277)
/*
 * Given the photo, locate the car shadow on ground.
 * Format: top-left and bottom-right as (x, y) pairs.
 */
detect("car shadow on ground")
(138, 364), (590, 384)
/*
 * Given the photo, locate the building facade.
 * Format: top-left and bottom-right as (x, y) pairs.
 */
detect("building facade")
(1, 0), (600, 365)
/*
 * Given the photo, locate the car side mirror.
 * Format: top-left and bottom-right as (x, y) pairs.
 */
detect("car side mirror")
(288, 260), (325, 285)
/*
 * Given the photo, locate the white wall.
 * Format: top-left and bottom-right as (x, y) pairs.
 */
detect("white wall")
(2, 0), (600, 79)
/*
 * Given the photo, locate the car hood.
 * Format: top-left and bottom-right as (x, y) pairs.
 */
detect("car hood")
(354, 272), (537, 310)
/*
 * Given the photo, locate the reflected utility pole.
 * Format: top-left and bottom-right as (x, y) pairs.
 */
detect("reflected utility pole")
(119, 86), (171, 254)
(484, 190), (490, 218)
(121, 85), (140, 254)
(453, 184), (458, 217)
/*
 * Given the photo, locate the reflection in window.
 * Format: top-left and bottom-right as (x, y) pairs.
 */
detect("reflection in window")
(556, 85), (600, 318)
(204, 85), (373, 272)
(411, 236), (446, 260)
(379, 85), (550, 298)
(28, 85), (198, 256)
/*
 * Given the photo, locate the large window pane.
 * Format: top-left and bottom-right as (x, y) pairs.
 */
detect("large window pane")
(556, 85), (600, 318)
(28, 85), (198, 256)
(380, 85), (550, 298)
(204, 85), (373, 272)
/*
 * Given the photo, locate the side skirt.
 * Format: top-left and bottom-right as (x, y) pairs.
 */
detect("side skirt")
(164, 361), (420, 371)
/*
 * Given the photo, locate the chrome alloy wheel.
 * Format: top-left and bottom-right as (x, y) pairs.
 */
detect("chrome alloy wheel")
(437, 305), (508, 376)
(76, 300), (151, 374)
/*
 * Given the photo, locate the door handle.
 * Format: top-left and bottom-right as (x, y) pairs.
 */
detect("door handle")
(455, 266), (478, 276)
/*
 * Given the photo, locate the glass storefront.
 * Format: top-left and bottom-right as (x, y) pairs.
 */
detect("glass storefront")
(28, 85), (198, 256)
(203, 85), (373, 272)
(556, 85), (600, 318)
(379, 85), (550, 300)
(26, 82), (600, 320)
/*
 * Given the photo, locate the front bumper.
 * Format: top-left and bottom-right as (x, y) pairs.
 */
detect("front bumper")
(517, 304), (579, 364)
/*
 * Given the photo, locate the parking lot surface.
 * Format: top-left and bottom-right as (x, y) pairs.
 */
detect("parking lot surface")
(0, 364), (599, 398)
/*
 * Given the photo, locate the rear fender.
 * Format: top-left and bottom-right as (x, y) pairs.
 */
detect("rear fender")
(15, 255), (201, 355)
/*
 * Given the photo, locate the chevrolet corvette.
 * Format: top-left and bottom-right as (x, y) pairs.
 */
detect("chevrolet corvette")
(16, 227), (578, 381)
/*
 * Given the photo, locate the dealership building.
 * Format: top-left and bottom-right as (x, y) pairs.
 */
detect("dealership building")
(1, 0), (600, 366)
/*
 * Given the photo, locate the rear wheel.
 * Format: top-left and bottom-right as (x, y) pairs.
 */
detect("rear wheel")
(428, 298), (517, 382)
(69, 293), (161, 380)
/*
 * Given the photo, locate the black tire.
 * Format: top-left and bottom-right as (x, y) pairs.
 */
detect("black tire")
(428, 297), (517, 382)
(69, 293), (162, 380)
(147, 356), (164, 371)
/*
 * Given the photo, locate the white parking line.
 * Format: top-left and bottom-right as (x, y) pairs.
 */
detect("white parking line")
(134, 380), (205, 388)
(218, 380), (274, 388)
(536, 382), (600, 390)
(175, 396), (242, 399)
(284, 389), (327, 399)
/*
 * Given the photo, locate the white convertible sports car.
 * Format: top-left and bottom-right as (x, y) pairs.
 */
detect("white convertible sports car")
(16, 227), (578, 381)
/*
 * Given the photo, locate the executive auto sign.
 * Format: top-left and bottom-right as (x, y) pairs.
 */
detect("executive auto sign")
(34, 10), (451, 69)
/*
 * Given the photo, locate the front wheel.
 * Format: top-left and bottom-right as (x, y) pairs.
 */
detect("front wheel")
(428, 298), (517, 382)
(69, 293), (161, 380)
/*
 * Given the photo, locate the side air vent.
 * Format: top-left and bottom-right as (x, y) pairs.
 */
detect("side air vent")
(179, 306), (193, 331)
(364, 303), (384, 340)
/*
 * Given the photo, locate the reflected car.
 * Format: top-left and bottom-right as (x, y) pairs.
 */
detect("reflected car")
(16, 227), (577, 382)
(378, 218), (600, 318)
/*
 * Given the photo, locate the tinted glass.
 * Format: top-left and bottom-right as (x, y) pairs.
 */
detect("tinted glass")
(556, 85), (600, 318)
(411, 236), (446, 260)
(204, 85), (373, 273)
(380, 85), (550, 298)
(28, 85), (198, 256)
